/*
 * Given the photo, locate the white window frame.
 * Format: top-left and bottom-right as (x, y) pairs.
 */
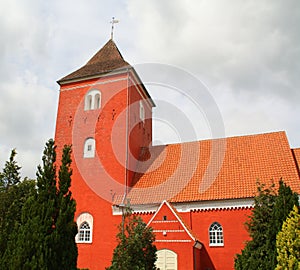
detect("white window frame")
(209, 222), (224, 247)
(139, 100), (145, 122)
(83, 138), (95, 158)
(84, 89), (101, 111)
(76, 212), (93, 243)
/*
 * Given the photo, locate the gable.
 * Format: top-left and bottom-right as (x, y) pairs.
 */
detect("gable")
(148, 201), (201, 248)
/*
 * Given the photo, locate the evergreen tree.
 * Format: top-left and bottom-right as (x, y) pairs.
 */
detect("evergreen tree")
(51, 145), (78, 269)
(107, 206), (157, 270)
(6, 139), (78, 270)
(0, 149), (21, 191)
(275, 205), (300, 270)
(234, 180), (299, 270)
(0, 150), (35, 269)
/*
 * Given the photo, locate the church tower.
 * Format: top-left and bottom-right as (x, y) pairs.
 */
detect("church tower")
(55, 39), (154, 269)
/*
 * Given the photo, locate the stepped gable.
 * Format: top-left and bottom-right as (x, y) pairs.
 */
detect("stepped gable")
(126, 131), (300, 205)
(58, 39), (130, 84)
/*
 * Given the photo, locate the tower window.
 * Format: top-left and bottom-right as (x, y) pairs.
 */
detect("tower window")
(139, 100), (145, 122)
(209, 222), (224, 246)
(83, 138), (95, 158)
(84, 89), (101, 111)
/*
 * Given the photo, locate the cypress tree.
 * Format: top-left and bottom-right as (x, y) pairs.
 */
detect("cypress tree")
(52, 145), (78, 269)
(6, 140), (78, 270)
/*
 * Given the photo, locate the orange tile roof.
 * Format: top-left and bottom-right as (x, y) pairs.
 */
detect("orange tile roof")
(126, 131), (300, 204)
(292, 148), (300, 176)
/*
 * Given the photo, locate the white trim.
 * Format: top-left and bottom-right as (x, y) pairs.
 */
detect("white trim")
(147, 200), (196, 242)
(153, 230), (185, 233)
(60, 77), (127, 91)
(152, 220), (179, 223)
(173, 198), (254, 212)
(112, 198), (254, 215)
(155, 239), (192, 243)
(58, 68), (130, 86)
(129, 75), (154, 109)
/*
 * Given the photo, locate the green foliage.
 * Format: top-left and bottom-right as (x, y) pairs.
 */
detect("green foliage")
(276, 205), (300, 270)
(0, 140), (78, 270)
(107, 207), (157, 270)
(0, 149), (36, 269)
(0, 149), (21, 191)
(234, 180), (299, 270)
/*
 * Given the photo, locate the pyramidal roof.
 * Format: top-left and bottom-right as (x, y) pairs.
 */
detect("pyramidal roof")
(58, 39), (130, 84)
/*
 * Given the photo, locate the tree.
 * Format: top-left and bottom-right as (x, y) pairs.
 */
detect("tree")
(234, 180), (299, 270)
(276, 205), (300, 270)
(0, 149), (21, 191)
(0, 150), (35, 269)
(107, 206), (157, 270)
(5, 139), (78, 270)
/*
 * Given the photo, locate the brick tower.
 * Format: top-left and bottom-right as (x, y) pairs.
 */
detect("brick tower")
(55, 39), (154, 269)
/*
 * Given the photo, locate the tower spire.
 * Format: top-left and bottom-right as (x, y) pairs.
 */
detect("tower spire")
(110, 17), (119, 40)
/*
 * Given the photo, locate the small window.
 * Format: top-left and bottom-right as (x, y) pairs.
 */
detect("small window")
(83, 138), (95, 158)
(84, 89), (101, 111)
(139, 100), (145, 122)
(94, 93), (101, 109)
(163, 215), (167, 221)
(209, 222), (224, 246)
(76, 212), (93, 243)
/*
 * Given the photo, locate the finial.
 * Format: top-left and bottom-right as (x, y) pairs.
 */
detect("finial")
(110, 17), (119, 40)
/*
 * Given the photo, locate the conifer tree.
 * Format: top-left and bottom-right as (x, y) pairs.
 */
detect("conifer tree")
(107, 206), (157, 270)
(0, 149), (21, 191)
(0, 150), (35, 269)
(234, 180), (299, 270)
(51, 145), (78, 269)
(276, 205), (300, 270)
(6, 139), (78, 270)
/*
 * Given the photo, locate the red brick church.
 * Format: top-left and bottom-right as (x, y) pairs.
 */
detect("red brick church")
(54, 39), (300, 270)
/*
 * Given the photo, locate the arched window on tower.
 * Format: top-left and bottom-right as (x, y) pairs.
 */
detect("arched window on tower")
(76, 212), (93, 243)
(139, 100), (145, 123)
(94, 93), (101, 109)
(209, 222), (224, 246)
(83, 138), (95, 158)
(84, 89), (101, 111)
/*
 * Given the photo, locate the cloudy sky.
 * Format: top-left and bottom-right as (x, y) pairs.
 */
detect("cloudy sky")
(0, 0), (299, 178)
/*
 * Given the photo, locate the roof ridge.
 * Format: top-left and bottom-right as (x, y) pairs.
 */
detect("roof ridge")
(150, 130), (287, 148)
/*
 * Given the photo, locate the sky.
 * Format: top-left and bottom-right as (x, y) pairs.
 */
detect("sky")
(0, 0), (299, 179)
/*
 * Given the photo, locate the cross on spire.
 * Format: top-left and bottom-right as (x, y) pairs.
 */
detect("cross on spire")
(110, 17), (119, 40)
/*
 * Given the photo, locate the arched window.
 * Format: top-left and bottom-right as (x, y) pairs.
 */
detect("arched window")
(79, 222), (91, 242)
(94, 93), (101, 109)
(76, 212), (93, 243)
(139, 100), (145, 122)
(209, 222), (224, 246)
(83, 138), (95, 158)
(84, 89), (101, 111)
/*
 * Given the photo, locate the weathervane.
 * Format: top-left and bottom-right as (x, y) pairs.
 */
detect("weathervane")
(110, 17), (119, 40)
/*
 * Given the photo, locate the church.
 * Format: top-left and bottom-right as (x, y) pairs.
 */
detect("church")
(54, 38), (300, 270)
